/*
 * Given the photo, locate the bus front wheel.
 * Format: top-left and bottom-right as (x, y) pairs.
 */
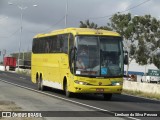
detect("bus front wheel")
(65, 83), (72, 97)
(103, 93), (112, 100)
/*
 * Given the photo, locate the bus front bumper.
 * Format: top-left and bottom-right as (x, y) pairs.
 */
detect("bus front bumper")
(72, 84), (123, 94)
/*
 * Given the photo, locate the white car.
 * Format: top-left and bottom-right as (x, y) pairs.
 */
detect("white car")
(141, 75), (160, 83)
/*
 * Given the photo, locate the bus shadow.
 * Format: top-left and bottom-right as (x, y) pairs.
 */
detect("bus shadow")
(113, 94), (160, 104)
(76, 93), (160, 105)
(45, 87), (105, 100)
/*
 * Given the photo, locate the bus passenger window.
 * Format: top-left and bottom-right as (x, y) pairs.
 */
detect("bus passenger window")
(45, 41), (50, 53)
(58, 34), (68, 54)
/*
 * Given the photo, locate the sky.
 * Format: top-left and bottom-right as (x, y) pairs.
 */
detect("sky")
(0, 0), (160, 68)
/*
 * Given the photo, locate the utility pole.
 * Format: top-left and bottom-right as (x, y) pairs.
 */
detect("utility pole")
(2, 49), (6, 69)
(0, 50), (1, 64)
(8, 1), (37, 70)
(65, 0), (68, 28)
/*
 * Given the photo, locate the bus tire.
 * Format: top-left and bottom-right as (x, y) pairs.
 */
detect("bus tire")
(103, 93), (112, 100)
(65, 83), (72, 97)
(37, 76), (45, 91)
(37, 77), (41, 90)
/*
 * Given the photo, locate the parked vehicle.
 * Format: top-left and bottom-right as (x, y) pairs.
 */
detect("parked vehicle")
(17, 59), (31, 69)
(3, 57), (16, 71)
(141, 75), (160, 83)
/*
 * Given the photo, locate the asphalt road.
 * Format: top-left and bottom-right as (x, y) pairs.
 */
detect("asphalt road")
(0, 71), (160, 120)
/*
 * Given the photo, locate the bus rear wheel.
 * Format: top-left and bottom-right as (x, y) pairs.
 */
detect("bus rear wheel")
(103, 93), (112, 100)
(37, 76), (45, 91)
(37, 77), (41, 90)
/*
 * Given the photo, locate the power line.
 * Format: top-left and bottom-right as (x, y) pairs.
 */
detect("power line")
(119, 0), (152, 14)
(0, 28), (20, 38)
(0, 16), (65, 39)
(39, 16), (65, 33)
(86, 0), (152, 20)
(23, 16), (65, 34)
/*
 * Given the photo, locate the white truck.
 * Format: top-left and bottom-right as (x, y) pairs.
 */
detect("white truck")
(141, 74), (160, 83)
(141, 69), (160, 83)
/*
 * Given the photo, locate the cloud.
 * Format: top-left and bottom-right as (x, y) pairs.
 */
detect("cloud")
(0, 15), (55, 57)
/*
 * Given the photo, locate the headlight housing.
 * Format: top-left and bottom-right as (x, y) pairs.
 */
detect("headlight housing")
(111, 81), (123, 86)
(74, 80), (90, 85)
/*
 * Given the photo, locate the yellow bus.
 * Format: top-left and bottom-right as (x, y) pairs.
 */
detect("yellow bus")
(31, 28), (128, 100)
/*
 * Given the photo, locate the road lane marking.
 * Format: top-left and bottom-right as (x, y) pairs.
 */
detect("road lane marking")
(19, 77), (26, 80)
(0, 78), (140, 120)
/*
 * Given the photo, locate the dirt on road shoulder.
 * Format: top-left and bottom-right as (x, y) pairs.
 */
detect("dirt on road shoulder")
(0, 100), (44, 120)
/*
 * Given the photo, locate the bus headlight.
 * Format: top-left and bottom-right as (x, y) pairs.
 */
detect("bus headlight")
(74, 80), (89, 85)
(111, 81), (123, 86)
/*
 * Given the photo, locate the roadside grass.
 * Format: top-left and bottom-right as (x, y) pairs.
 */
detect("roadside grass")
(122, 89), (160, 100)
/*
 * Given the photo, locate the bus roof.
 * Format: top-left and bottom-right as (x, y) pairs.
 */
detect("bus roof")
(34, 28), (121, 38)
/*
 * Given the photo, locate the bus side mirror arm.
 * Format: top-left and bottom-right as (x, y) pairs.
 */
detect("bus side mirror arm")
(124, 51), (128, 65)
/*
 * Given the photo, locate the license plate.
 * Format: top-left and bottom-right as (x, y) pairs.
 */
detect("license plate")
(96, 88), (104, 92)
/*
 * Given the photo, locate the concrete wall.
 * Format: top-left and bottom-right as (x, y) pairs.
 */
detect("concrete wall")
(0, 65), (5, 71)
(0, 65), (11, 71)
(123, 80), (160, 94)
(0, 65), (9, 71)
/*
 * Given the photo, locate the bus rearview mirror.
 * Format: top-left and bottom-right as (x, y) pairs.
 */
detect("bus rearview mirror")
(124, 51), (128, 65)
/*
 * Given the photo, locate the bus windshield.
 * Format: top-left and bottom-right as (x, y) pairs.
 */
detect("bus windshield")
(75, 36), (124, 77)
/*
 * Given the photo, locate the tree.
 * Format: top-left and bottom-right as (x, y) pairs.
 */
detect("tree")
(109, 13), (160, 69)
(110, 13), (132, 39)
(98, 25), (112, 31)
(79, 20), (112, 31)
(153, 56), (160, 69)
(79, 19), (98, 29)
(133, 15), (160, 69)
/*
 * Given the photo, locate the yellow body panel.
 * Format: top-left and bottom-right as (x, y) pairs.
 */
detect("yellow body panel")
(34, 28), (120, 38)
(31, 28), (123, 94)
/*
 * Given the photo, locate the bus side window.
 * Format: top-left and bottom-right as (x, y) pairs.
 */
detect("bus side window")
(49, 36), (58, 53)
(45, 41), (50, 53)
(58, 34), (68, 53)
(32, 39), (37, 53)
(57, 36), (61, 52)
(39, 38), (44, 53)
(63, 34), (69, 54)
